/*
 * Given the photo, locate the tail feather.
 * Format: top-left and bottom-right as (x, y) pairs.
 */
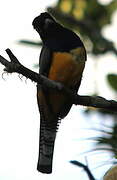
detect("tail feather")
(37, 88), (60, 174)
(37, 122), (57, 173)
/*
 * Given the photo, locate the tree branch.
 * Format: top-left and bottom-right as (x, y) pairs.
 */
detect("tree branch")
(70, 160), (96, 180)
(0, 48), (117, 112)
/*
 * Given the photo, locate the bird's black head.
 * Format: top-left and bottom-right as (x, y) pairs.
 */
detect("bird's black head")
(32, 12), (58, 39)
(32, 12), (84, 51)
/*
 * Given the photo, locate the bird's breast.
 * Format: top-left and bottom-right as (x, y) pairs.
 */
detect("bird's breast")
(48, 47), (86, 87)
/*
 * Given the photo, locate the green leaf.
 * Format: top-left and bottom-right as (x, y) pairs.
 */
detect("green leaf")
(107, 74), (117, 91)
(18, 40), (42, 46)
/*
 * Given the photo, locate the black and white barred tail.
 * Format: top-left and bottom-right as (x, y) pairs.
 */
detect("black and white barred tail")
(37, 89), (61, 174)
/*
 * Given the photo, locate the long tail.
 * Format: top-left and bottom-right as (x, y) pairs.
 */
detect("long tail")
(37, 113), (58, 173)
(37, 88), (59, 174)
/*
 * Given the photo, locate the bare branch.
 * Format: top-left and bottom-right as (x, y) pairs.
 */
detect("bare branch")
(0, 48), (117, 112)
(70, 160), (96, 180)
(76, 95), (117, 112)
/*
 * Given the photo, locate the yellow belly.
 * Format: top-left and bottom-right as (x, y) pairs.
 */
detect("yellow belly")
(48, 50), (85, 86)
(47, 47), (86, 115)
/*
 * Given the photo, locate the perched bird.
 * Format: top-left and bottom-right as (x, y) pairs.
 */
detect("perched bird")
(32, 12), (87, 174)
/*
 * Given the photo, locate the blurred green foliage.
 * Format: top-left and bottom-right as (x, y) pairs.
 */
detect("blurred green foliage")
(19, 40), (42, 46)
(93, 122), (117, 159)
(107, 74), (117, 92)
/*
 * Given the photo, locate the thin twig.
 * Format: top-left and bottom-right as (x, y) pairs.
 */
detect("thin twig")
(70, 160), (96, 180)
